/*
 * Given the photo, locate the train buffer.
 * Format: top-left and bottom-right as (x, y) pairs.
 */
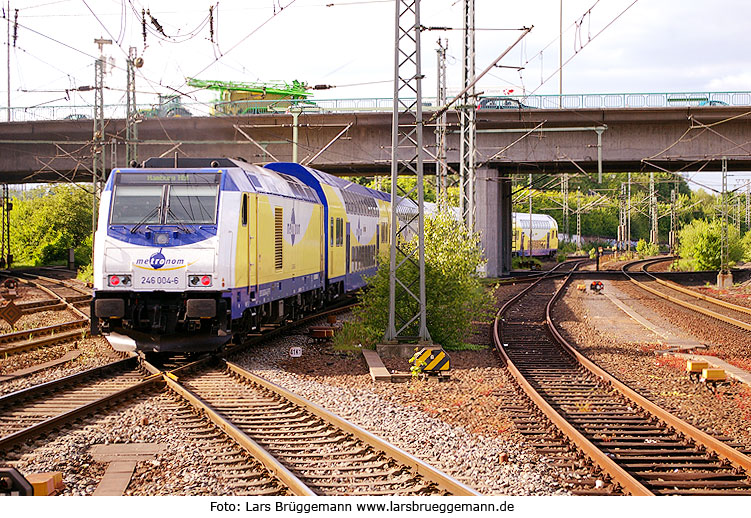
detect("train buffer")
(409, 347), (450, 380)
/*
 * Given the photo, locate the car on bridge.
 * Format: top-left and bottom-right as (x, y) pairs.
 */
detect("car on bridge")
(477, 96), (535, 110)
(699, 99), (729, 106)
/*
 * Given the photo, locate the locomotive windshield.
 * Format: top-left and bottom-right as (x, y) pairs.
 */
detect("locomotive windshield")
(110, 185), (163, 225)
(110, 172), (220, 226)
(167, 185), (219, 224)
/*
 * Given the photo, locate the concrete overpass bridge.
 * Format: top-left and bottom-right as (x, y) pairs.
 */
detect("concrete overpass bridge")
(1, 104), (751, 183)
(2, 97), (750, 275)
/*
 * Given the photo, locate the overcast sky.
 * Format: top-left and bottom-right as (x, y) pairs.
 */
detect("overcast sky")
(3, 0), (750, 190)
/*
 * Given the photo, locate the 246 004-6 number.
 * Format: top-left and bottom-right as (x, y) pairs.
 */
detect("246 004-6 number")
(139, 276), (179, 285)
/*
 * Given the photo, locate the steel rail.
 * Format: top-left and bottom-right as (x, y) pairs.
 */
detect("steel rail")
(637, 258), (751, 316)
(5, 274), (89, 320)
(0, 329), (86, 356)
(127, 302), (362, 496)
(0, 320), (88, 356)
(0, 356), (137, 406)
(224, 360), (480, 496)
(160, 369), (314, 496)
(546, 275), (751, 474)
(0, 360), (160, 450)
(622, 259), (751, 332)
(0, 378), (161, 451)
(492, 270), (654, 496)
(19, 272), (91, 297)
(0, 319), (87, 344)
(15, 299), (65, 313)
(494, 257), (589, 285)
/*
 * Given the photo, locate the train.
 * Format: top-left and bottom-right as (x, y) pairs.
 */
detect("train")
(512, 212), (559, 257)
(90, 158), (416, 354)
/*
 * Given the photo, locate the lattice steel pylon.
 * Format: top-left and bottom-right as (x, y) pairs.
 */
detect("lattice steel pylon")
(618, 183), (627, 251)
(562, 173), (569, 241)
(459, 0), (476, 229)
(385, 0), (430, 343)
(576, 189), (582, 252)
(649, 172), (658, 245)
(435, 38), (448, 203)
(1, 184), (10, 268)
(746, 183), (750, 232)
(721, 157), (729, 274)
(126, 47), (139, 165)
(627, 172), (632, 251)
(669, 188), (677, 254)
(92, 38), (111, 234)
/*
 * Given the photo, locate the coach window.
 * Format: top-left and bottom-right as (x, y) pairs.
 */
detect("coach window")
(241, 194), (248, 226)
(330, 217), (335, 247)
(338, 218), (344, 246)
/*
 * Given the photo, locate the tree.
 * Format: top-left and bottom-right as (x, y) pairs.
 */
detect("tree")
(342, 206), (493, 349)
(10, 184), (93, 266)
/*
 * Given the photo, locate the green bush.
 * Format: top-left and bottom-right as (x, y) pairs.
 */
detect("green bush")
(74, 235), (93, 267)
(677, 219), (743, 270)
(636, 239), (659, 258)
(335, 206), (493, 350)
(77, 262), (93, 284)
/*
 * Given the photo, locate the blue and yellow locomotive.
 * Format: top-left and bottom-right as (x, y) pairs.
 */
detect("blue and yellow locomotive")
(91, 158), (411, 353)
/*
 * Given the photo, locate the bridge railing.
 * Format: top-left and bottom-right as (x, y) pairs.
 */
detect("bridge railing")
(1, 91), (750, 122)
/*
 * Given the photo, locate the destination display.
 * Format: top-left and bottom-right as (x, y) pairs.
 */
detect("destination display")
(115, 172), (221, 185)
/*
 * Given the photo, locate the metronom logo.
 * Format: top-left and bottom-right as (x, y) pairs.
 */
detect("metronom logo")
(135, 254), (185, 269)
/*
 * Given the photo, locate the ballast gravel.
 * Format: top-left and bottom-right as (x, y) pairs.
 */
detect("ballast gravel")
(233, 335), (568, 496)
(1, 394), (241, 496)
(0, 336), (121, 395)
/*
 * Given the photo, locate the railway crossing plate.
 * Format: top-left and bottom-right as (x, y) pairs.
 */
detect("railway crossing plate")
(0, 301), (22, 327)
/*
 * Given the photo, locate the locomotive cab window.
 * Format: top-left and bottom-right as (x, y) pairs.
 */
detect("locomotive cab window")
(110, 185), (163, 225)
(167, 185), (219, 225)
(110, 171), (220, 226)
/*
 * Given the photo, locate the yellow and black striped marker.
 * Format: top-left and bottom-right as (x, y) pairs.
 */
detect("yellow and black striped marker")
(410, 347), (450, 373)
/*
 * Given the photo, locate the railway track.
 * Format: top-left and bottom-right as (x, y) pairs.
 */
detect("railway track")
(495, 268), (751, 495)
(0, 320), (88, 357)
(622, 258), (751, 332)
(2, 298), (473, 496)
(0, 357), (158, 451)
(0, 272), (92, 359)
(1, 272), (91, 312)
(163, 358), (478, 496)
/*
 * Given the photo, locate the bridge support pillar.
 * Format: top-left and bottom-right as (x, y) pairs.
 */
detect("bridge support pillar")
(476, 168), (512, 277)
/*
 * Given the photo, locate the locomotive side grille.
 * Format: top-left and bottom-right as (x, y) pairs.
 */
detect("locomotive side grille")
(274, 207), (283, 270)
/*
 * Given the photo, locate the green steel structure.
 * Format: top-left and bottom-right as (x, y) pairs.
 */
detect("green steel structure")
(187, 78), (311, 115)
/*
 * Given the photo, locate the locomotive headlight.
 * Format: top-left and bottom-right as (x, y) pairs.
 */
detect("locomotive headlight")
(189, 275), (212, 287)
(154, 233), (170, 245)
(108, 274), (131, 287)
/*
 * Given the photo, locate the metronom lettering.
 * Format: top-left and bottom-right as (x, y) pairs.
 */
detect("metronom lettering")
(135, 258), (184, 265)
